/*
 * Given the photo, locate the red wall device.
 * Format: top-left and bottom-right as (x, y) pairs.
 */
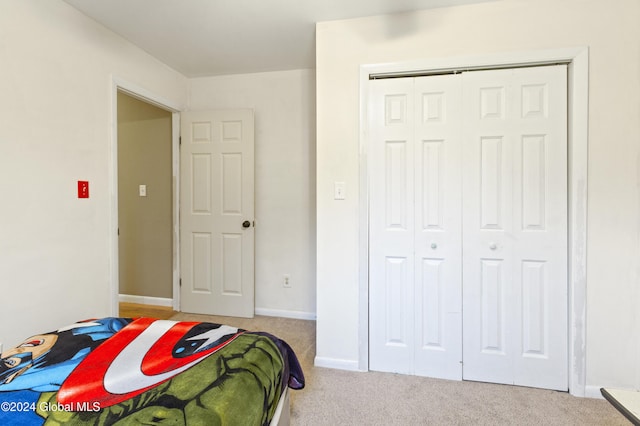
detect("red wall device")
(78, 181), (89, 198)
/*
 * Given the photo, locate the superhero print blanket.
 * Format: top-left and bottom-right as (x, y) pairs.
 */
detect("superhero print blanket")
(0, 317), (304, 425)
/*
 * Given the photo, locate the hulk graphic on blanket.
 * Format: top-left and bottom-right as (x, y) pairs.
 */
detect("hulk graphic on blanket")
(0, 318), (295, 425)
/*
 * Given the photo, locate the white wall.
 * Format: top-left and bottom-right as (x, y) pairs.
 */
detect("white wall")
(316, 0), (640, 393)
(189, 70), (317, 319)
(0, 0), (188, 347)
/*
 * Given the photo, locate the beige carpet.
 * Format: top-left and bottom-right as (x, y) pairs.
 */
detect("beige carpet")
(170, 312), (627, 425)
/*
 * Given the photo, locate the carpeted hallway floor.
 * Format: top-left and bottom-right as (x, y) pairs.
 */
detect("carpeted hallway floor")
(170, 312), (627, 425)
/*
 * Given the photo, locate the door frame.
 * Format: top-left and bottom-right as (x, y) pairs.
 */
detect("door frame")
(109, 77), (182, 315)
(358, 47), (589, 396)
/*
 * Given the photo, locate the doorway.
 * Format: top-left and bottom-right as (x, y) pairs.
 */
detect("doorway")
(117, 92), (173, 306)
(109, 80), (255, 318)
(368, 65), (568, 390)
(109, 79), (182, 316)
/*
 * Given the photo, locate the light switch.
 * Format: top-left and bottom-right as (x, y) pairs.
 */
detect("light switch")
(334, 182), (346, 200)
(139, 185), (147, 197)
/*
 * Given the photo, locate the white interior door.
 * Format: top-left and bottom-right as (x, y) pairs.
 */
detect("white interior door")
(369, 65), (568, 390)
(369, 77), (416, 374)
(369, 74), (464, 380)
(413, 75), (464, 379)
(180, 109), (255, 318)
(461, 66), (568, 390)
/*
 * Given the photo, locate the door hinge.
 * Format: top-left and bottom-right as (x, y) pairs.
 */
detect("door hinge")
(179, 278), (182, 287)
(179, 136), (182, 146)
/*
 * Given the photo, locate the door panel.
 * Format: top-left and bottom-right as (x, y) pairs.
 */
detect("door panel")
(462, 66), (568, 390)
(413, 75), (463, 379)
(180, 109), (255, 318)
(369, 75), (463, 379)
(370, 78), (415, 374)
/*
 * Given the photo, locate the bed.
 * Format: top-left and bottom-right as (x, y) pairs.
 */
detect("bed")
(0, 317), (304, 425)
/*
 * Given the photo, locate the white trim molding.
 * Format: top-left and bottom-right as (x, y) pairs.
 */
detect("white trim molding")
(585, 386), (606, 400)
(255, 308), (317, 321)
(119, 294), (174, 308)
(314, 356), (363, 372)
(359, 47), (589, 397)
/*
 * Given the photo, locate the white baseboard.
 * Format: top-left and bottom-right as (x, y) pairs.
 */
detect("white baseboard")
(585, 385), (605, 399)
(119, 294), (173, 308)
(255, 307), (316, 321)
(314, 356), (362, 372)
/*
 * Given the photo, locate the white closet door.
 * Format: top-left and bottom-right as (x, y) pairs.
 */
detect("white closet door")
(461, 65), (568, 390)
(369, 65), (568, 391)
(369, 77), (416, 374)
(413, 75), (463, 379)
(369, 75), (463, 379)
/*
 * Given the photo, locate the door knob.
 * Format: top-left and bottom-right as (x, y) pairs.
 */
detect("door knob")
(430, 242), (438, 249)
(489, 242), (497, 250)
(242, 220), (251, 228)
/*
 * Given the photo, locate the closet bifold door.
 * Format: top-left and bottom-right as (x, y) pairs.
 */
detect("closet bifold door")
(460, 65), (568, 391)
(368, 75), (463, 380)
(369, 64), (568, 392)
(369, 77), (416, 375)
(412, 75), (463, 380)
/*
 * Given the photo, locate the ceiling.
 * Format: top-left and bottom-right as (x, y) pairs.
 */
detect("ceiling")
(64, 0), (488, 77)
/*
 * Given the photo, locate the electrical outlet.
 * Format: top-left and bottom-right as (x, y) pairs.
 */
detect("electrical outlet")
(283, 274), (291, 288)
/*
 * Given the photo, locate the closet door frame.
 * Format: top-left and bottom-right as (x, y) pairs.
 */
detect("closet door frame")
(359, 47), (589, 397)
